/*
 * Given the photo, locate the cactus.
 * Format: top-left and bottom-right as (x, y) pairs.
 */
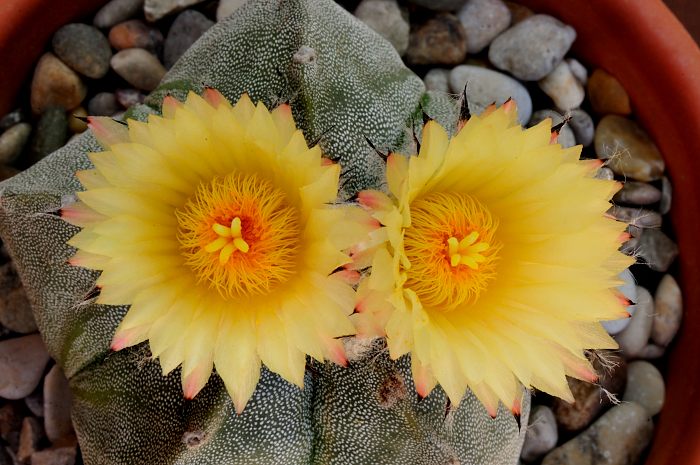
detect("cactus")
(0, 0), (528, 464)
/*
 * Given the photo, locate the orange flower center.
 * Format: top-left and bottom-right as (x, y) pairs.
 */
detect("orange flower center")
(403, 192), (501, 310)
(176, 172), (301, 299)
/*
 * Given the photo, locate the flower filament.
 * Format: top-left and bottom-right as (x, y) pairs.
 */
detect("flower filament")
(205, 217), (250, 264)
(446, 232), (490, 269)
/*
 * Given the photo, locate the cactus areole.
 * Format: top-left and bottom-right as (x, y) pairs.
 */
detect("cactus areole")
(0, 0), (632, 464)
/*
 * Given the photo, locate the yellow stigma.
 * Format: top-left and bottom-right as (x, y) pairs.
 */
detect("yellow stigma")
(446, 232), (490, 269)
(205, 217), (251, 264)
(403, 192), (500, 310)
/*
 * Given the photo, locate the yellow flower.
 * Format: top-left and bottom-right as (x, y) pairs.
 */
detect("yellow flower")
(63, 90), (374, 413)
(353, 102), (634, 416)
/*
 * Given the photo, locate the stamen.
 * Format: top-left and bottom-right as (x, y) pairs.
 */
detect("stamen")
(446, 232), (491, 269)
(206, 216), (250, 263)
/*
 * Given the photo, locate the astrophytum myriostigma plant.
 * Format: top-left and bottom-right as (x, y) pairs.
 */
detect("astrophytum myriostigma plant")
(0, 0), (630, 463)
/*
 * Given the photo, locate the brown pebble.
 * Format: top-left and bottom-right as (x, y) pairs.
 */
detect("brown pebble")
(30, 53), (87, 114)
(108, 20), (163, 53)
(44, 365), (75, 444)
(595, 115), (665, 181)
(504, 1), (534, 24)
(405, 13), (467, 66)
(68, 107), (88, 134)
(111, 49), (166, 91)
(0, 263), (37, 334)
(18, 417), (44, 463)
(587, 68), (632, 115)
(0, 403), (23, 442)
(31, 446), (77, 465)
(652, 274), (682, 347)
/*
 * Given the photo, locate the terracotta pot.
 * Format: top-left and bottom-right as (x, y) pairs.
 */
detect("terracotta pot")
(1, 0), (699, 464)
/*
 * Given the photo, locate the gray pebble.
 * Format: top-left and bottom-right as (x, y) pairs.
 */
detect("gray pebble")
(0, 123), (31, 165)
(44, 366), (74, 443)
(456, 0), (511, 53)
(638, 344), (665, 359)
(623, 361), (665, 416)
(594, 166), (614, 180)
(602, 268), (636, 335)
(568, 108), (594, 147)
(528, 110), (575, 148)
(52, 24), (112, 79)
(355, 0), (409, 56)
(30, 53), (87, 114)
(542, 402), (653, 465)
(489, 15), (576, 81)
(613, 181), (662, 206)
(423, 68), (451, 93)
(660, 176), (672, 215)
(608, 205), (662, 229)
(87, 92), (120, 116)
(565, 57), (588, 85)
(636, 228), (678, 272)
(615, 286), (653, 358)
(0, 109), (26, 131)
(111, 49), (166, 91)
(115, 88), (146, 108)
(538, 61), (584, 111)
(407, 0), (468, 11)
(520, 405), (557, 462)
(406, 13), (468, 66)
(164, 10), (215, 68)
(0, 335), (50, 400)
(449, 65), (532, 124)
(652, 274), (682, 347)
(24, 390), (44, 418)
(29, 107), (68, 162)
(94, 0), (145, 28)
(217, 0), (249, 21)
(144, 0), (207, 21)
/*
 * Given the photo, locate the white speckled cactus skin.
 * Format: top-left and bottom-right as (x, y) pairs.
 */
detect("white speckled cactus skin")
(0, 0), (529, 463)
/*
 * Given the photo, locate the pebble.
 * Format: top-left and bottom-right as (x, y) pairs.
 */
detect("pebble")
(115, 88), (146, 108)
(587, 68), (632, 115)
(552, 378), (604, 432)
(568, 109), (594, 146)
(109, 20), (164, 54)
(538, 61), (584, 111)
(652, 274), (682, 347)
(520, 405), (557, 462)
(0, 109), (26, 131)
(355, 0), (410, 56)
(623, 361), (665, 416)
(636, 228), (679, 272)
(0, 123), (32, 165)
(25, 390), (45, 417)
(608, 206), (662, 229)
(144, 0), (207, 21)
(613, 181), (662, 205)
(44, 365), (74, 443)
(659, 176), (672, 215)
(111, 49), (166, 91)
(0, 166), (19, 182)
(405, 14), (468, 66)
(52, 24), (112, 79)
(88, 92), (120, 116)
(528, 110), (575, 148)
(29, 107), (68, 161)
(94, 0), (145, 29)
(542, 402), (653, 465)
(423, 68), (451, 93)
(0, 403), (22, 441)
(407, 0), (468, 11)
(164, 10), (215, 69)
(30, 53), (87, 114)
(31, 447), (77, 465)
(504, 1), (533, 24)
(488, 15), (576, 81)
(17, 417), (44, 463)
(595, 115), (665, 181)
(566, 58), (588, 85)
(638, 343), (666, 359)
(602, 268), (636, 335)
(0, 334), (50, 399)
(217, 0), (248, 21)
(0, 263), (37, 334)
(449, 65), (532, 124)
(594, 166), (614, 180)
(615, 286), (654, 358)
(456, 0), (511, 53)
(68, 107), (88, 134)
